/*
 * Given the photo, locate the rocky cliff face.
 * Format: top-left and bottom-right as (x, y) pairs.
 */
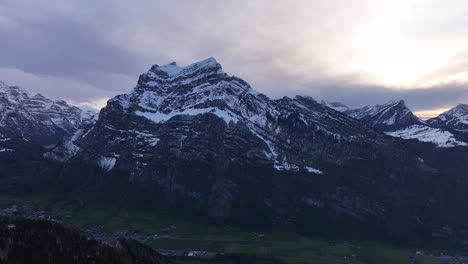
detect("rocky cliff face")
(0, 81), (98, 162)
(2, 60), (468, 242)
(68, 58), (457, 240)
(79, 58), (402, 172)
(0, 81), (97, 148)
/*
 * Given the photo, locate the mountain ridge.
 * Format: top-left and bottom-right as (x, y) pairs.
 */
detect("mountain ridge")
(67, 58), (446, 239)
(2, 59), (468, 244)
(324, 99), (468, 147)
(78, 58), (404, 175)
(344, 100), (424, 129)
(427, 104), (468, 131)
(0, 81), (98, 161)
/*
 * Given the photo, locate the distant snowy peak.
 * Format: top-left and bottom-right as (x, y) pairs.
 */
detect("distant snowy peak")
(427, 104), (468, 131)
(340, 100), (467, 147)
(346, 100), (423, 129)
(0, 81), (97, 146)
(321, 101), (350, 112)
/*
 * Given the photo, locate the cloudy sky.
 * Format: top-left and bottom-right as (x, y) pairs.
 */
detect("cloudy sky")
(1, 0), (468, 117)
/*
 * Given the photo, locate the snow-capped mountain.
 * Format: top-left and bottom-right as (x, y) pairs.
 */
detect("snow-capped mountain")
(78, 58), (399, 175)
(345, 100), (423, 129)
(70, 58), (441, 226)
(333, 100), (467, 148)
(427, 104), (468, 131)
(0, 81), (98, 152)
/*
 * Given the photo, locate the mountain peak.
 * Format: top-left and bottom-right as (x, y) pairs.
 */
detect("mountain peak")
(381, 99), (405, 107)
(177, 57), (222, 75)
(396, 99), (406, 105)
(455, 103), (468, 110)
(149, 62), (183, 77)
(428, 103), (468, 130)
(0, 82), (96, 147)
(0, 82), (26, 94)
(147, 57), (222, 78)
(346, 99), (421, 129)
(137, 58), (225, 90)
(187, 57), (219, 68)
(0, 81), (8, 88)
(0, 82), (31, 104)
(440, 104), (468, 118)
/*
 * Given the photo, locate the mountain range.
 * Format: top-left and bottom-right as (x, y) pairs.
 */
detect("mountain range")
(323, 99), (468, 147)
(2, 58), (468, 245)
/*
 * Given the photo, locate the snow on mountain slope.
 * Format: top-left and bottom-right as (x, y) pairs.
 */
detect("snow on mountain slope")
(385, 125), (467, 148)
(427, 104), (468, 131)
(339, 99), (467, 147)
(0, 132), (14, 154)
(0, 81), (97, 149)
(121, 58), (276, 130)
(79, 58), (401, 175)
(345, 100), (423, 128)
(73, 58), (458, 228)
(79, 105), (99, 124)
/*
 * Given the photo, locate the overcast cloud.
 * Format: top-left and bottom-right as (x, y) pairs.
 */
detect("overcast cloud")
(0, 0), (468, 115)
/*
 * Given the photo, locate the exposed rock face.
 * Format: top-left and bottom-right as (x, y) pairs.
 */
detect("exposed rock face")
(71, 58), (455, 240)
(79, 58), (405, 178)
(0, 81), (97, 149)
(427, 104), (468, 131)
(2, 60), (468, 242)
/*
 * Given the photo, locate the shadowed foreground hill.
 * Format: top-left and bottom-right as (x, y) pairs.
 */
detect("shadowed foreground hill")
(0, 217), (172, 264)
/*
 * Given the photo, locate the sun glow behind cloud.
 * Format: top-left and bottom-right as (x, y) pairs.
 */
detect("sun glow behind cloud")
(350, 0), (467, 87)
(355, 32), (465, 87)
